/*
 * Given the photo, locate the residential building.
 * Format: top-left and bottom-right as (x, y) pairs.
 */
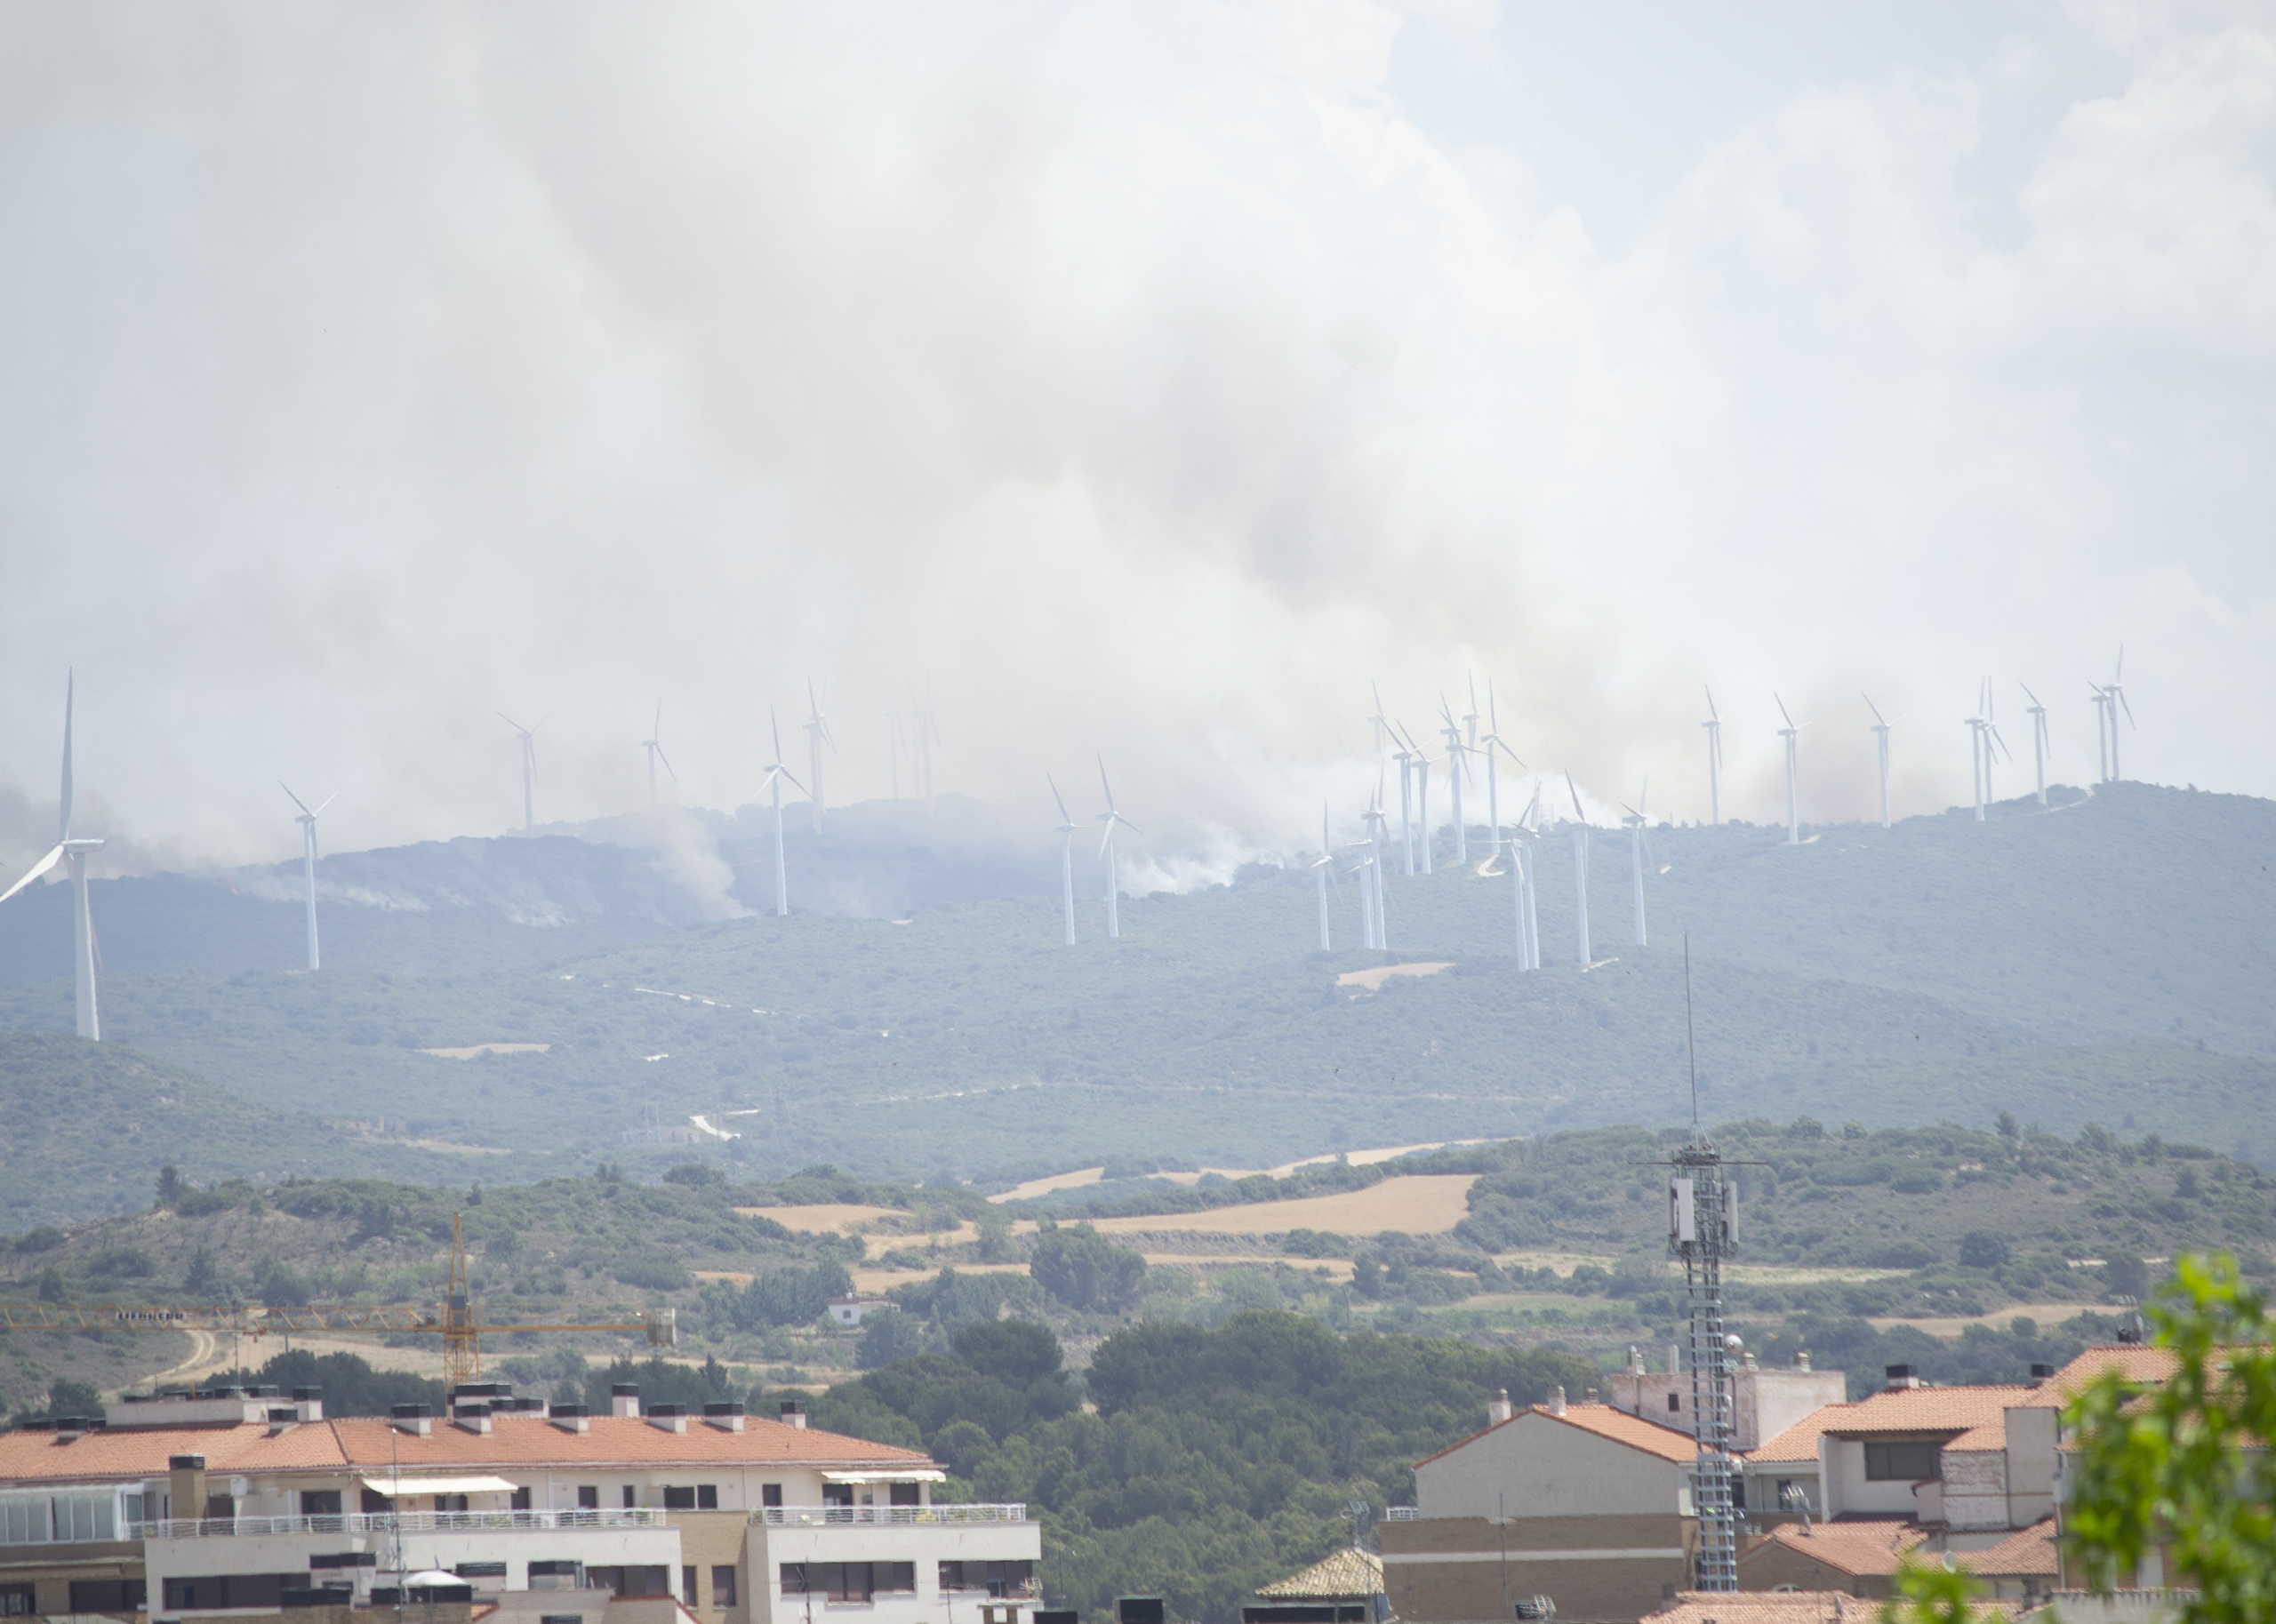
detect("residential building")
(1733, 1519), (1927, 1598)
(1607, 1349), (1845, 1459)
(1650, 1591), (2014, 1624)
(1241, 1547), (1385, 1624)
(1961, 1520), (2058, 1604)
(0, 1381), (1039, 1624)
(1380, 1388), (1700, 1624)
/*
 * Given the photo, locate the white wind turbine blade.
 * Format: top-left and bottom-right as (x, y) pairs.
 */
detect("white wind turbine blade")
(1565, 772), (1586, 825)
(280, 781), (314, 819)
(766, 763), (810, 796)
(1049, 773), (1072, 827)
(771, 708), (784, 766)
(314, 793), (339, 816)
(1774, 692), (1795, 730)
(1097, 755), (1117, 811)
(0, 844), (66, 907)
(1112, 810), (1143, 835)
(654, 743), (679, 783)
(1703, 685), (1719, 724)
(1862, 692), (1887, 727)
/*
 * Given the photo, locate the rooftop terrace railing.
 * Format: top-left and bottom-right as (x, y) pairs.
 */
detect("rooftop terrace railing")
(751, 1504), (1030, 1527)
(137, 1509), (668, 1540)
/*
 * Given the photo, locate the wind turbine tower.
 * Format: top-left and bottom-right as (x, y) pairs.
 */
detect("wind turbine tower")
(2096, 650), (2135, 782)
(1050, 776), (1079, 947)
(1620, 780), (1653, 948)
(1702, 689), (1724, 827)
(499, 712), (545, 830)
(1863, 695), (1891, 829)
(1566, 774), (1591, 968)
(1519, 788), (1543, 969)
(641, 704), (677, 808)
(2020, 684), (2050, 806)
(1094, 757), (1140, 940)
(762, 711), (808, 917)
(1439, 698), (1471, 865)
(1310, 805), (1335, 952)
(3, 675), (108, 1039)
(803, 681), (835, 832)
(1407, 725), (1434, 876)
(280, 784), (335, 972)
(1773, 694), (1800, 844)
(1361, 777), (1390, 950)
(1479, 683), (1520, 857)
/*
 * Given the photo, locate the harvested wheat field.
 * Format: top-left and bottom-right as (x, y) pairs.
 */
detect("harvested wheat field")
(1086, 1173), (1478, 1238)
(734, 1203), (908, 1234)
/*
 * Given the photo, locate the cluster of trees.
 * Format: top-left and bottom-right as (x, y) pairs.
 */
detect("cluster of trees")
(812, 1309), (1599, 1623)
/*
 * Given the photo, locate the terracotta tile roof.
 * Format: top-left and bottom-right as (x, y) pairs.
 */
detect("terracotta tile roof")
(1962, 1519), (2058, 1580)
(1256, 1548), (1383, 1599)
(1748, 1386), (2032, 1462)
(0, 1416), (927, 1487)
(2014, 1347), (2180, 1408)
(1655, 1593), (2013, 1624)
(1737, 1519), (1928, 1579)
(1413, 1404), (1697, 1469)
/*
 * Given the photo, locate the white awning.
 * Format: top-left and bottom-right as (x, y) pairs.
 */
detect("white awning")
(821, 1469), (947, 1484)
(357, 1475), (520, 1497)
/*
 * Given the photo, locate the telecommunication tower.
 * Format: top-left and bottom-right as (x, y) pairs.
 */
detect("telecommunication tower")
(1660, 939), (1742, 1591)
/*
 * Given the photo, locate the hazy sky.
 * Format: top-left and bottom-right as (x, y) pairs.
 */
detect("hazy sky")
(4, 0), (2272, 876)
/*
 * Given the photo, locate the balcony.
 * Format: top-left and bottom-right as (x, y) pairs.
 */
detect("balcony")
(138, 1509), (668, 1540)
(751, 1505), (1030, 1527)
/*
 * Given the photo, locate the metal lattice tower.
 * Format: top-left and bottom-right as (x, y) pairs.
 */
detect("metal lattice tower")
(1670, 1141), (1738, 1590)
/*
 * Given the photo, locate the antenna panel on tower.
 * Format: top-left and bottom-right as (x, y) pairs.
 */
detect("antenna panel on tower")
(1669, 1178), (1695, 1244)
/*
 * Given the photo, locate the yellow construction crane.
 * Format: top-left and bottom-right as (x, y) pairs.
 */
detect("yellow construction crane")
(1, 1216), (677, 1389)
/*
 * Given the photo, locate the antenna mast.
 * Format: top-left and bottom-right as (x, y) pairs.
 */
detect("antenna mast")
(1671, 936), (1737, 1591)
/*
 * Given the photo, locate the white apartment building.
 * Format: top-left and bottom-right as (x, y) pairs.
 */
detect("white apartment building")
(0, 1381), (1039, 1624)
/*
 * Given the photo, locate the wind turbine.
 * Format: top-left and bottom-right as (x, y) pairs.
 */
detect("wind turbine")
(1479, 682), (1523, 858)
(498, 711), (546, 831)
(1863, 694), (1891, 829)
(1360, 772), (1390, 950)
(1509, 826), (1531, 969)
(1619, 779), (1654, 948)
(1403, 723), (1434, 876)
(1310, 804), (1336, 952)
(2089, 687), (2112, 783)
(1439, 696), (1473, 865)
(1703, 689), (1724, 827)
(803, 681), (835, 832)
(1773, 693), (1801, 844)
(641, 703), (677, 809)
(1384, 706), (1417, 876)
(1050, 775), (1079, 947)
(1566, 774), (1591, 968)
(2096, 649), (2135, 781)
(918, 683), (941, 814)
(762, 711), (808, 917)
(1983, 682), (2009, 807)
(279, 783), (335, 972)
(1, 674), (105, 1039)
(1517, 786), (1543, 969)
(1094, 757), (1140, 940)
(2020, 683), (2050, 806)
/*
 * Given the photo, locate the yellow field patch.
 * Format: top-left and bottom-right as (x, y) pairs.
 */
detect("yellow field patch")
(735, 1204), (907, 1234)
(1334, 961), (1454, 992)
(1086, 1173), (1478, 1238)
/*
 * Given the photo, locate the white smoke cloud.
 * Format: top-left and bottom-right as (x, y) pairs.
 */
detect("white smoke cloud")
(0, 1), (2269, 879)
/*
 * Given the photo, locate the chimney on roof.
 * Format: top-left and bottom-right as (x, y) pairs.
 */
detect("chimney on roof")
(1668, 1343), (1681, 1376)
(1549, 1386), (1567, 1418)
(1487, 1389), (1512, 1426)
(612, 1384), (642, 1420)
(453, 1404), (493, 1436)
(704, 1402), (746, 1434)
(1583, 1387), (1598, 1404)
(549, 1404), (589, 1436)
(392, 1403), (433, 1437)
(1626, 1346), (1644, 1376)
(1885, 1364), (1921, 1391)
(293, 1388), (325, 1422)
(780, 1401), (807, 1430)
(170, 1454), (207, 1525)
(1793, 1350), (1811, 1372)
(647, 1404), (688, 1434)
(2028, 1364), (2056, 1388)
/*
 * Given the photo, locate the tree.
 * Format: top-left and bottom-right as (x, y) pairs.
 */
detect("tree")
(156, 1164), (183, 1208)
(858, 1308), (928, 1370)
(1958, 1231), (2010, 1270)
(1030, 1225), (1146, 1312)
(2066, 1253), (2276, 1624)
(36, 1264), (66, 1303)
(663, 1163), (725, 1188)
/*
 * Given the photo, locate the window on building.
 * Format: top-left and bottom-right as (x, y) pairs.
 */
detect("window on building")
(711, 1566), (738, 1607)
(362, 1490), (394, 1515)
(587, 1568), (669, 1597)
(820, 1484), (854, 1521)
(939, 1563), (1037, 1599)
(1667, 1393), (1681, 1412)
(621, 1486), (637, 1509)
(784, 1564), (909, 1602)
(70, 1580), (146, 1612)
(511, 1487), (533, 1511)
(301, 1491), (342, 1518)
(684, 1567), (699, 1604)
(457, 1564), (509, 1580)
(1730, 1477), (1746, 1510)
(1863, 1442), (1943, 1482)
(889, 1484), (920, 1508)
(0, 1587), (35, 1616)
(664, 1487), (697, 1510)
(578, 1486), (600, 1510)
(697, 1485), (718, 1510)
(761, 1484), (782, 1509)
